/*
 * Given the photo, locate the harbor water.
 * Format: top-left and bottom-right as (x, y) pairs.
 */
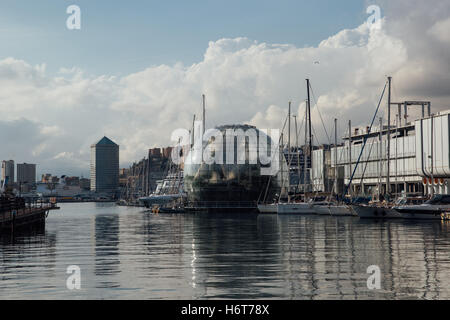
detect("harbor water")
(1, 202), (450, 299)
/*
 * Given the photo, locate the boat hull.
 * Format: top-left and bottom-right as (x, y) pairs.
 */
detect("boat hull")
(329, 205), (353, 216)
(278, 203), (316, 215)
(394, 206), (444, 220)
(313, 205), (331, 215)
(257, 204), (278, 214)
(352, 205), (401, 219)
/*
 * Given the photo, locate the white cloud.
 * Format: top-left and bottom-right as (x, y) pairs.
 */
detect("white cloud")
(0, 2), (449, 177)
(428, 17), (450, 44)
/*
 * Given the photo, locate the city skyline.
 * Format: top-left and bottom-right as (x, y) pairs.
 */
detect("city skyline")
(0, 0), (449, 178)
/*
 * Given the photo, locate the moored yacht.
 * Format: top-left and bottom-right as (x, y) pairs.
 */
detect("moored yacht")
(393, 194), (450, 220)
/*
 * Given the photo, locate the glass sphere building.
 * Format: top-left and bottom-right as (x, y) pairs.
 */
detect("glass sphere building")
(183, 124), (287, 212)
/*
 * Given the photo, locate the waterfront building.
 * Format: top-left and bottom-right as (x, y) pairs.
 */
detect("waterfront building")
(311, 108), (450, 197)
(183, 124), (287, 211)
(90, 136), (119, 194)
(17, 163), (36, 184)
(1, 160), (15, 184)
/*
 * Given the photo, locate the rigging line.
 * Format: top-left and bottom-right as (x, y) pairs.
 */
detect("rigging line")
(344, 80), (388, 196)
(309, 82), (331, 145)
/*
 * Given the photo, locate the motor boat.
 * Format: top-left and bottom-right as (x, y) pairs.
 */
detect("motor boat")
(393, 194), (450, 220)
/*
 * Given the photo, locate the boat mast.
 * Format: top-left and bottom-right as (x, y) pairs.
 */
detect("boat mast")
(303, 100), (308, 196)
(387, 76), (392, 197)
(395, 113), (399, 198)
(281, 132), (284, 199)
(431, 113), (435, 198)
(306, 79), (312, 179)
(306, 79), (312, 197)
(294, 115), (301, 193)
(334, 118), (338, 197)
(378, 117), (383, 199)
(288, 101), (291, 195)
(348, 120), (352, 196)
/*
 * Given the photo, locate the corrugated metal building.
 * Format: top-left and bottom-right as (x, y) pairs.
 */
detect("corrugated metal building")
(312, 109), (450, 197)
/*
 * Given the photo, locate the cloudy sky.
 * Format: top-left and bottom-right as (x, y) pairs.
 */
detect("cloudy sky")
(0, 0), (449, 177)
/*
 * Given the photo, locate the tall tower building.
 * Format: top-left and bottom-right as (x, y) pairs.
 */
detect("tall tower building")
(1, 160), (15, 183)
(90, 136), (119, 194)
(17, 163), (36, 184)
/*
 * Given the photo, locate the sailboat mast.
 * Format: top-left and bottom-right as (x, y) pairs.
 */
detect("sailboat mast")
(348, 120), (352, 196)
(294, 115), (300, 192)
(288, 101), (291, 193)
(303, 100), (308, 196)
(306, 79), (312, 169)
(334, 118), (338, 196)
(379, 117), (383, 199)
(387, 76), (392, 196)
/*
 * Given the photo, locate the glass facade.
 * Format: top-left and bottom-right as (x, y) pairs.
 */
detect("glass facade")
(184, 124), (287, 206)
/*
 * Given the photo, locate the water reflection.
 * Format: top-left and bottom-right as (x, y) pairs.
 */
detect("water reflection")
(94, 213), (120, 287)
(1, 203), (450, 299)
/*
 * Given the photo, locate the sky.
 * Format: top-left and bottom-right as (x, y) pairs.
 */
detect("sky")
(0, 0), (449, 178)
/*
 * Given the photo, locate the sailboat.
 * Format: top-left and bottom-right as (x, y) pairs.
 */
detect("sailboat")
(277, 79), (319, 215)
(312, 119), (354, 216)
(350, 77), (402, 218)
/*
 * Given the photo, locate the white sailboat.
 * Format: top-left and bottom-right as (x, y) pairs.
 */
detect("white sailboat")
(277, 79), (318, 215)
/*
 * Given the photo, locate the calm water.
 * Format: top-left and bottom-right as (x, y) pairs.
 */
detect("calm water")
(1, 202), (450, 300)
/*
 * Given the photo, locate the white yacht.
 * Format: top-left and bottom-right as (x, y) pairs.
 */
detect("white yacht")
(139, 172), (185, 208)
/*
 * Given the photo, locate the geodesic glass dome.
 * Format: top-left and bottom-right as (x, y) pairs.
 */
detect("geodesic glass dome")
(183, 124), (288, 206)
